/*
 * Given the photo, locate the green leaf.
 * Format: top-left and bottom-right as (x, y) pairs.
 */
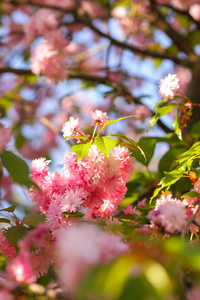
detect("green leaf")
(64, 135), (89, 142)
(173, 111), (182, 140)
(94, 136), (118, 156)
(0, 205), (16, 213)
(6, 226), (28, 247)
(71, 139), (93, 161)
(149, 103), (179, 128)
(110, 134), (146, 162)
(156, 102), (179, 116)
(149, 115), (160, 128)
(0, 218), (10, 224)
(181, 191), (200, 199)
(133, 137), (156, 166)
(98, 115), (136, 135)
(1, 150), (35, 188)
(162, 169), (185, 186)
(191, 120), (200, 139)
(23, 215), (46, 227)
(153, 99), (166, 111)
(159, 146), (187, 173)
(150, 169), (185, 203)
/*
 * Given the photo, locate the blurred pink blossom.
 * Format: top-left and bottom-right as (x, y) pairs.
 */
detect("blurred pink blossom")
(0, 125), (10, 153)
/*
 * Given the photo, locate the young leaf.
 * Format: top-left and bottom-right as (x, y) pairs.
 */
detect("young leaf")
(149, 103), (179, 128)
(1, 150), (35, 188)
(94, 136), (118, 156)
(0, 218), (10, 224)
(6, 226), (28, 247)
(0, 205), (16, 213)
(153, 99), (166, 111)
(156, 102), (179, 116)
(23, 215), (46, 227)
(64, 135), (89, 142)
(173, 111), (182, 140)
(181, 191), (200, 199)
(98, 115), (136, 135)
(71, 139), (93, 161)
(149, 114), (160, 128)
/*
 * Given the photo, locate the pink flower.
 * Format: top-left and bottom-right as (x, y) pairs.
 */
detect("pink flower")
(30, 30), (68, 84)
(148, 196), (188, 233)
(31, 157), (51, 182)
(61, 188), (86, 213)
(0, 125), (10, 153)
(24, 9), (60, 42)
(0, 290), (14, 300)
(0, 230), (16, 261)
(7, 255), (36, 284)
(194, 181), (200, 194)
(56, 224), (128, 290)
(123, 204), (141, 216)
(133, 104), (151, 122)
(172, 0), (191, 10)
(90, 110), (109, 127)
(189, 4), (200, 21)
(158, 73), (180, 101)
(62, 117), (79, 138)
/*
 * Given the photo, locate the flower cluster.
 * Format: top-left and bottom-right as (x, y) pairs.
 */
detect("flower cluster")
(29, 111), (135, 233)
(29, 144), (134, 232)
(148, 192), (190, 233)
(158, 73), (180, 101)
(30, 29), (69, 83)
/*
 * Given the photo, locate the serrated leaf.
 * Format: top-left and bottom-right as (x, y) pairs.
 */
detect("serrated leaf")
(173, 111), (182, 140)
(0, 218), (10, 224)
(6, 226), (28, 247)
(0, 205), (16, 213)
(110, 134), (146, 162)
(1, 150), (34, 188)
(64, 135), (89, 142)
(71, 139), (93, 161)
(23, 215), (46, 227)
(181, 191), (200, 199)
(98, 115), (136, 135)
(94, 136), (118, 156)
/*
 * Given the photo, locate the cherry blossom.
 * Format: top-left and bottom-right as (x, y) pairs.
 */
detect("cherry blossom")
(159, 74), (180, 101)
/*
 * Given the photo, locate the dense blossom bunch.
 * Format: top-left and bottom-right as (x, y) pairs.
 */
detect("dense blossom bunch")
(24, 9), (60, 42)
(29, 146), (134, 229)
(148, 192), (190, 233)
(158, 73), (180, 101)
(30, 29), (69, 83)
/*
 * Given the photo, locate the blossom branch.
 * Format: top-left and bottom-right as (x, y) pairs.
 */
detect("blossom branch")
(0, 67), (172, 133)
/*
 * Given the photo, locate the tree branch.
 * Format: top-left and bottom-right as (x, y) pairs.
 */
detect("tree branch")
(149, 0), (197, 61)
(7, 0), (194, 68)
(71, 19), (193, 68)
(0, 67), (172, 133)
